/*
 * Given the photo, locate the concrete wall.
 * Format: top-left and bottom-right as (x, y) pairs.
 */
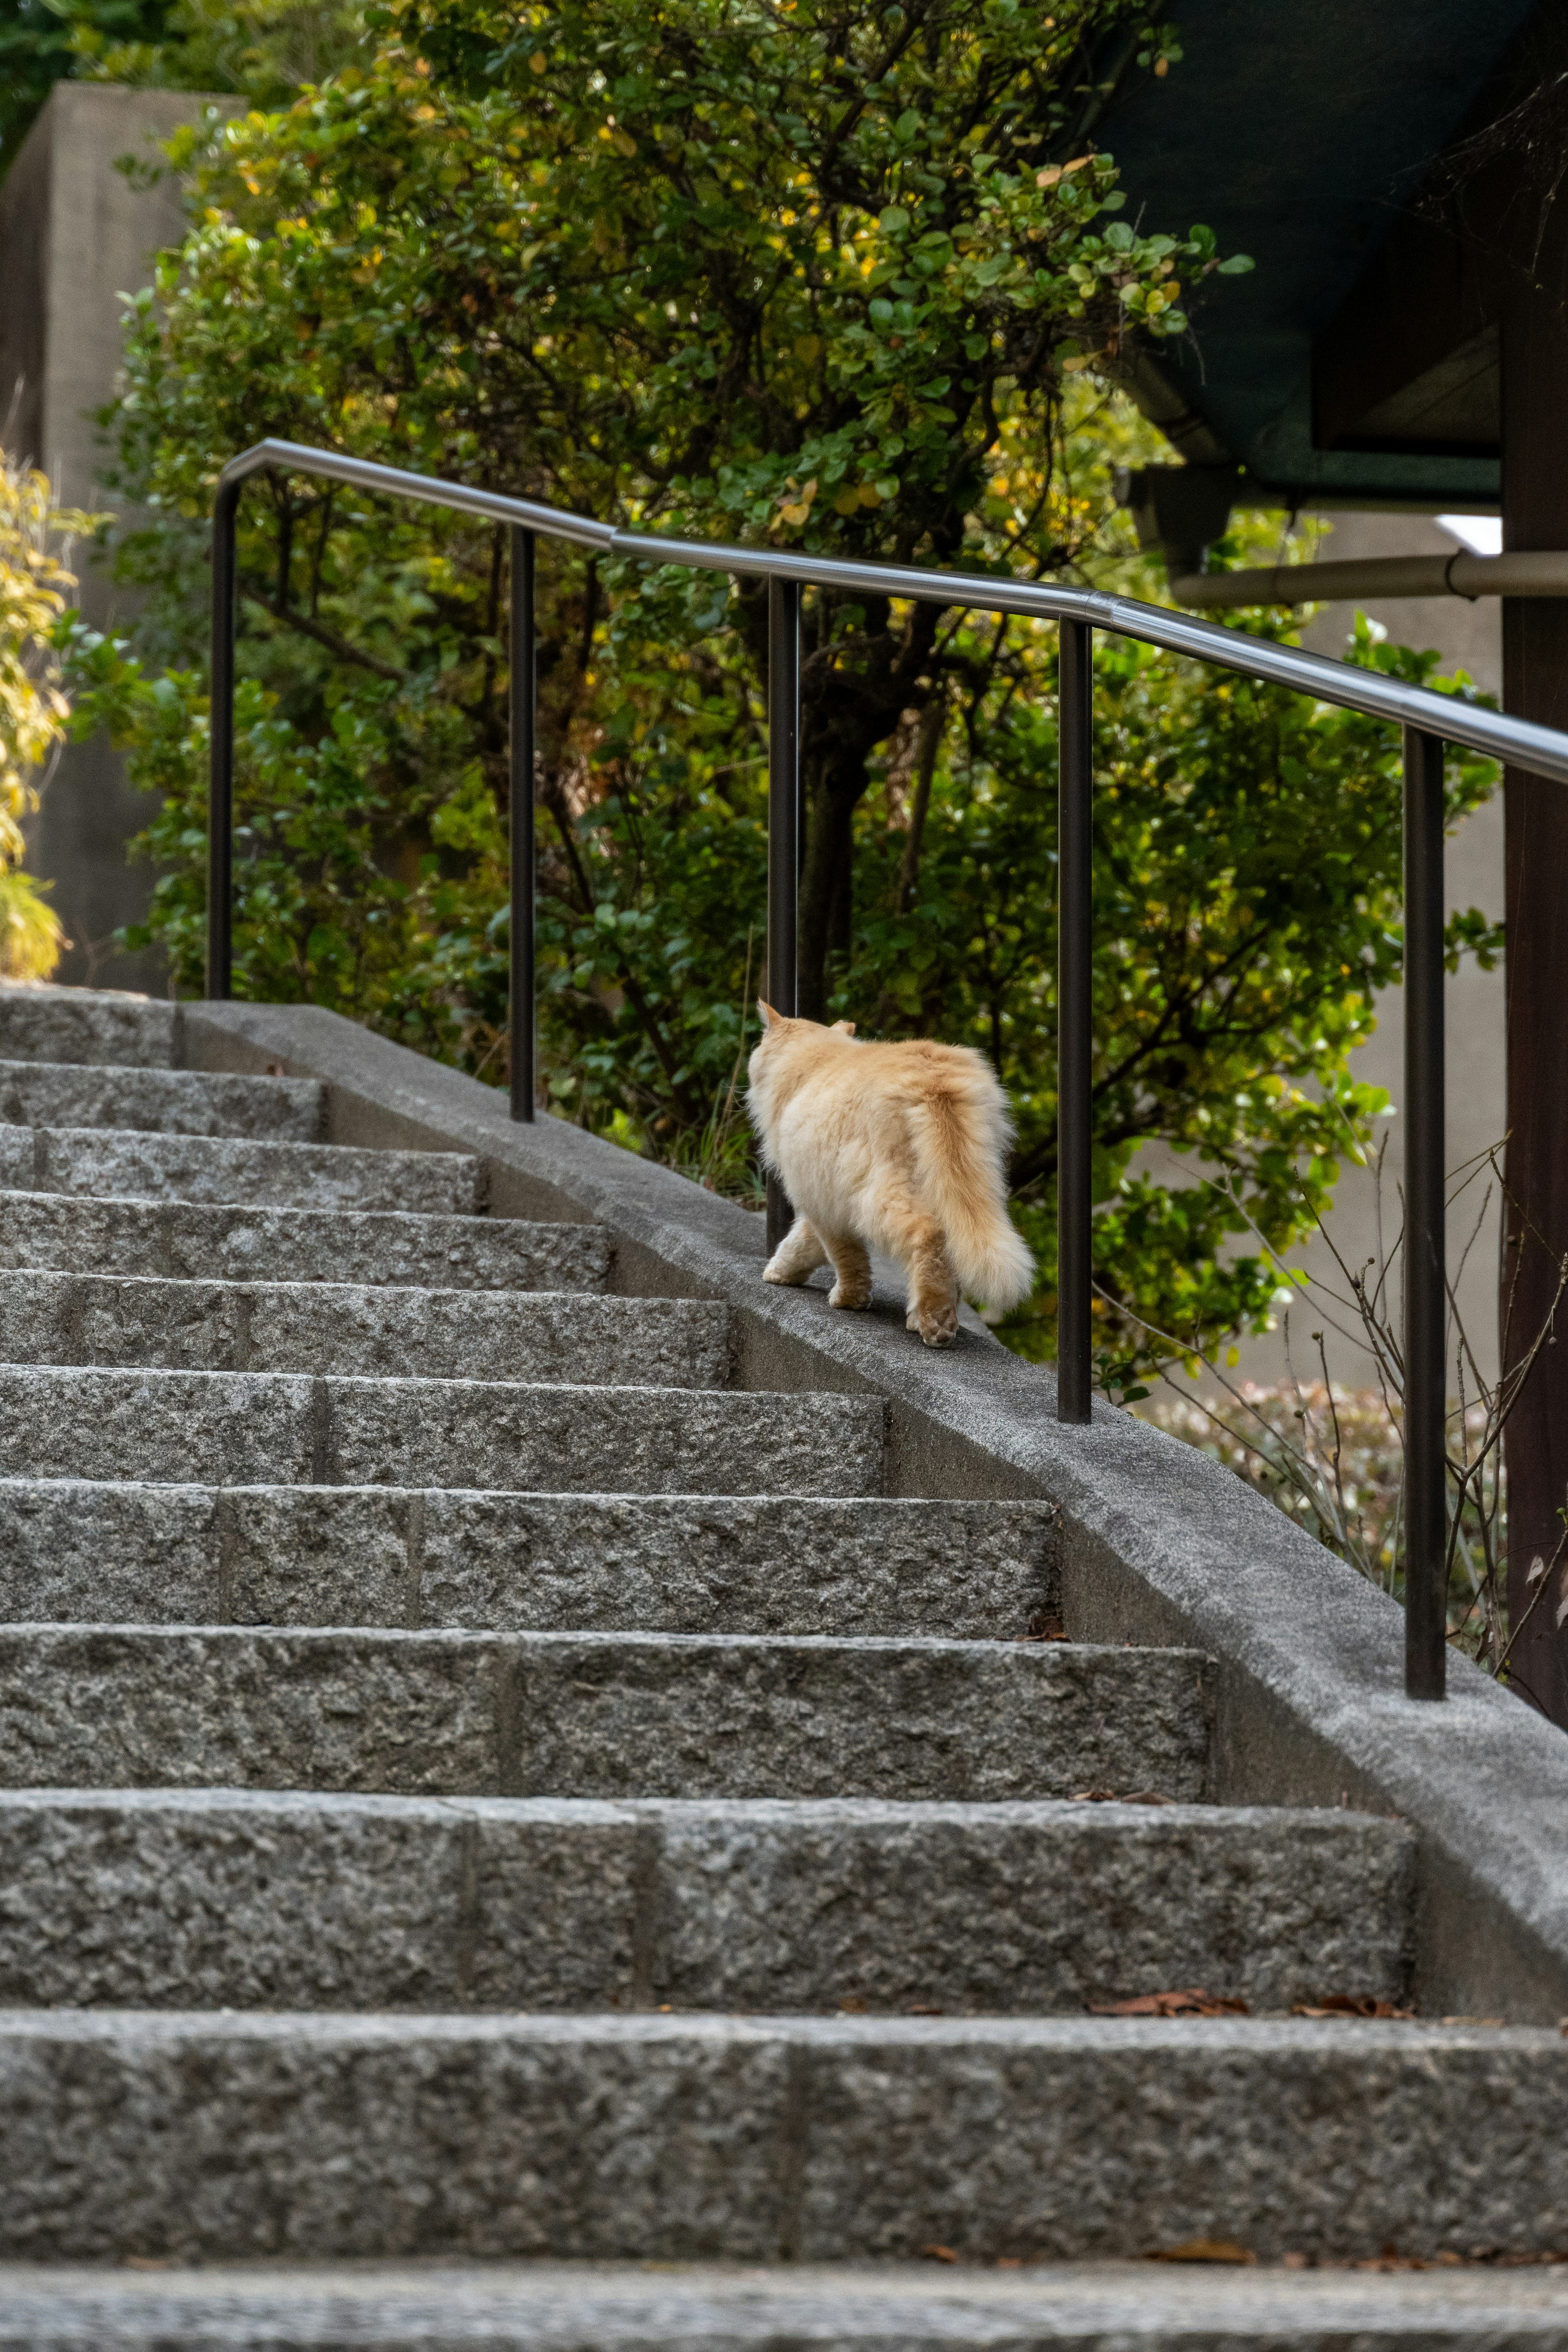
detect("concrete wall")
(0, 84), (225, 991)
(1170, 509), (1506, 1396)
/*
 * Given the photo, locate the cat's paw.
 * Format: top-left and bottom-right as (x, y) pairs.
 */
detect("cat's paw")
(916, 1308), (960, 1348)
(829, 1281), (871, 1310)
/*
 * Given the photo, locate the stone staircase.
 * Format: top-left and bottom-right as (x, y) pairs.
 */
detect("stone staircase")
(0, 987), (1565, 2348)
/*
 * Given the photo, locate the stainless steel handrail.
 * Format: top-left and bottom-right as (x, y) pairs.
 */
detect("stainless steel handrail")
(210, 435), (1568, 1700)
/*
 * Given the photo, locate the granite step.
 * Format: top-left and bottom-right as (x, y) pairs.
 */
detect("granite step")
(5, 2259), (1568, 2350)
(0, 1628), (1209, 1800)
(0, 988), (174, 1069)
(0, 1367), (884, 1494)
(0, 1192), (610, 1291)
(0, 1787), (1411, 2016)
(0, 1061), (323, 1141)
(0, 2011), (1558, 2264)
(0, 1272), (732, 1388)
(0, 1483), (1056, 1638)
(0, 1126), (479, 1214)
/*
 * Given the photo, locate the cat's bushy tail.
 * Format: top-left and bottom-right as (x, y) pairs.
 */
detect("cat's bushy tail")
(906, 1055), (1036, 1310)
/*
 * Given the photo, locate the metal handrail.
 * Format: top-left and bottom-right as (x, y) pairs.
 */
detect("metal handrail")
(209, 435), (1568, 1702)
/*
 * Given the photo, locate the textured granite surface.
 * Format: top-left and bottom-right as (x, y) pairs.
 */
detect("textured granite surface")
(0, 1368), (885, 1494)
(0, 1061), (323, 1140)
(0, 2012), (1561, 2263)
(0, 1193), (611, 1292)
(0, 990), (174, 1069)
(0, 1483), (1056, 1637)
(0, 1272), (732, 1388)
(0, 1789), (1411, 2013)
(0, 1126), (480, 1214)
(0, 1628), (1208, 1800)
(4, 2258), (1568, 2350)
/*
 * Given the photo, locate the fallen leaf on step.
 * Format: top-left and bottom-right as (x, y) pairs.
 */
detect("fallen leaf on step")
(1292, 1995), (1413, 2020)
(906, 2003), (946, 2016)
(1090, 1989), (1248, 2017)
(922, 2243), (959, 2263)
(123, 2258), (172, 2272)
(837, 1996), (868, 2013)
(1148, 2238), (1256, 2265)
(1069, 1788), (1176, 1805)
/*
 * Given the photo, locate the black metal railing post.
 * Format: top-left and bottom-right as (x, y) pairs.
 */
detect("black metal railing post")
(765, 575), (802, 1254)
(1404, 724), (1448, 1699)
(509, 525), (537, 1123)
(206, 477), (242, 1001)
(1057, 617), (1094, 1423)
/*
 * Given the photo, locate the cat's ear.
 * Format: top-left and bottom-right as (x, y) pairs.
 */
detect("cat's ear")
(832, 1020), (857, 1038)
(757, 999), (779, 1028)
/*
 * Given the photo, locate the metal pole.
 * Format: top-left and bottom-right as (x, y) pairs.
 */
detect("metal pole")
(1404, 724), (1448, 1699)
(765, 577), (802, 1255)
(509, 526), (537, 1123)
(206, 479), (241, 1001)
(1056, 619), (1094, 1423)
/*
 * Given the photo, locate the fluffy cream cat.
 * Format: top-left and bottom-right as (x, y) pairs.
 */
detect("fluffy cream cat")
(747, 1004), (1034, 1346)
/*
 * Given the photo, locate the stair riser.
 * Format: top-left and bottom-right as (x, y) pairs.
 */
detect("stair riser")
(0, 1128), (478, 1215)
(0, 1194), (611, 1292)
(0, 1274), (731, 1389)
(0, 1631), (1208, 1801)
(0, 1484), (1056, 1639)
(0, 1064), (323, 1141)
(0, 996), (174, 1069)
(0, 2016), (1559, 2262)
(0, 1793), (1411, 2014)
(0, 1370), (884, 1496)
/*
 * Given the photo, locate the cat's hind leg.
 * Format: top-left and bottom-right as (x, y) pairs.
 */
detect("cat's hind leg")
(764, 1214), (830, 1286)
(823, 1232), (873, 1311)
(902, 1218), (960, 1348)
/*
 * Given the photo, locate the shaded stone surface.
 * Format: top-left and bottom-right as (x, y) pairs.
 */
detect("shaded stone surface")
(0, 1789), (1411, 2014)
(0, 1628), (1207, 1800)
(0, 1483), (1056, 1638)
(0, 1193), (611, 1292)
(0, 1126), (480, 1214)
(0, 1367), (884, 1494)
(0, 1061), (323, 1141)
(0, 2013), (1562, 2264)
(0, 990), (174, 1069)
(0, 1272), (732, 1388)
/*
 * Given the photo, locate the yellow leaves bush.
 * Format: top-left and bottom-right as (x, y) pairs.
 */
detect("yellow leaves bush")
(0, 452), (92, 981)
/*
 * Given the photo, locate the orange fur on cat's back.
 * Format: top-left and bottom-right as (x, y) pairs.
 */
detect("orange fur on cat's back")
(746, 1004), (1034, 1348)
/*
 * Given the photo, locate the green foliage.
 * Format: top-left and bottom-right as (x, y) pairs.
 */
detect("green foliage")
(0, 0), (168, 169)
(74, 0), (1503, 1377)
(0, 0), (366, 172)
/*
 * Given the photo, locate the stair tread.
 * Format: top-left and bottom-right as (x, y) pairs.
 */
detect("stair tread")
(0, 1191), (611, 1290)
(0, 1622), (1209, 1802)
(0, 1785), (1411, 2017)
(0, 1480), (1055, 1637)
(0, 2009), (1557, 2267)
(0, 1125), (479, 1214)
(0, 1061), (323, 1140)
(2, 2258), (1566, 2348)
(0, 1270), (733, 1387)
(0, 1365), (886, 1496)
